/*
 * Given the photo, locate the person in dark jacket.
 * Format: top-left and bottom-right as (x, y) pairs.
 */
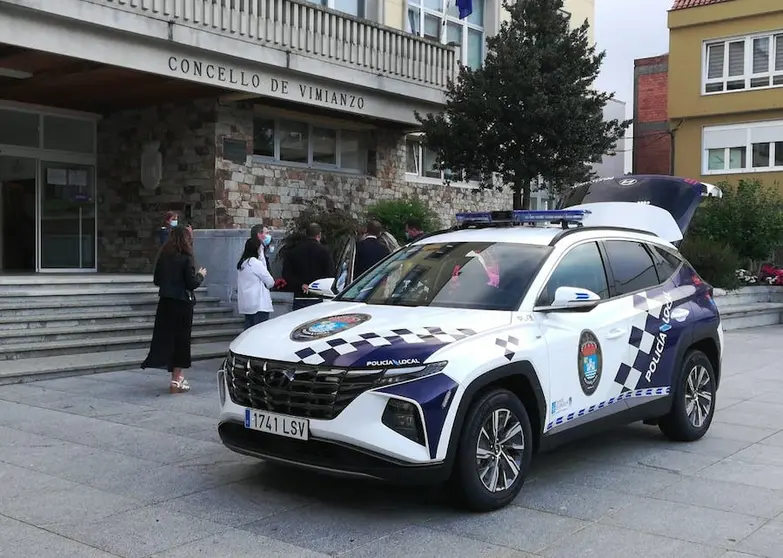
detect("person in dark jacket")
(142, 226), (207, 393)
(404, 218), (425, 242)
(282, 223), (333, 311)
(355, 220), (390, 277)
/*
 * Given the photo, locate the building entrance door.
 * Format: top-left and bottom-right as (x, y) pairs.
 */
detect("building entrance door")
(0, 155), (37, 272)
(39, 161), (96, 270)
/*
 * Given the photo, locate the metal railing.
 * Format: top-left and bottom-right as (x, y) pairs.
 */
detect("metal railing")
(102, 0), (457, 88)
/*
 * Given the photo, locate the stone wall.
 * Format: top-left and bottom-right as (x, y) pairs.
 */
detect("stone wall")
(213, 101), (512, 230)
(97, 100), (217, 272)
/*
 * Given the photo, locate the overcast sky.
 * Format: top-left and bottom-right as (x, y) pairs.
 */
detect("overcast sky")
(594, 0), (672, 116)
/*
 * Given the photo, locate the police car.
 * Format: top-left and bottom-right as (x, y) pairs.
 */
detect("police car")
(217, 176), (724, 512)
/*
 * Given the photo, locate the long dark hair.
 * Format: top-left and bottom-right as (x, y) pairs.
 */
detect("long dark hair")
(237, 237), (262, 270)
(161, 225), (192, 255)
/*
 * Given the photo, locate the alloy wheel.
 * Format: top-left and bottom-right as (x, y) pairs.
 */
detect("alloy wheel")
(475, 408), (525, 493)
(685, 364), (713, 428)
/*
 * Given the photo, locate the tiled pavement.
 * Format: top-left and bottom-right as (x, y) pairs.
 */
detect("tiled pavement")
(1, 328), (783, 558)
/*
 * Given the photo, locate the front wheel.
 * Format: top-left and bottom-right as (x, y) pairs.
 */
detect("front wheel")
(659, 350), (716, 442)
(451, 388), (533, 512)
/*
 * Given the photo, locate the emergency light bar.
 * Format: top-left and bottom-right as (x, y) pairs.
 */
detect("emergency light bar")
(455, 209), (591, 226)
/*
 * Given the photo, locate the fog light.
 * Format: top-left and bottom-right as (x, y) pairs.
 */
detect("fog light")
(382, 398), (425, 446)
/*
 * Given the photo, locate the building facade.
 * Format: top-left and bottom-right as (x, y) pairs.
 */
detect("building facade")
(591, 98), (627, 178)
(0, 0), (593, 274)
(633, 54), (671, 175)
(668, 0), (783, 186)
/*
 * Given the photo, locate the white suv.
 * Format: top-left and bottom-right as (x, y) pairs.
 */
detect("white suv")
(217, 176), (724, 511)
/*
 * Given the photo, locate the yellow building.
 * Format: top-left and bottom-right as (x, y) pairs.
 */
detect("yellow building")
(668, 0), (783, 187)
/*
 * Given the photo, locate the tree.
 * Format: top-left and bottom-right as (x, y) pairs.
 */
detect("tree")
(416, 0), (630, 209)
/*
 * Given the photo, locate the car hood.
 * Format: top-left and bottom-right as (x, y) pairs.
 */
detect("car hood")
(230, 301), (512, 367)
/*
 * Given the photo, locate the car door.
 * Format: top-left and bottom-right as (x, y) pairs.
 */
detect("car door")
(535, 241), (632, 434)
(332, 234), (357, 295)
(601, 239), (693, 402)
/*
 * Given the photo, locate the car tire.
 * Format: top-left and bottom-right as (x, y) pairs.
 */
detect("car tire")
(658, 350), (716, 442)
(450, 388), (533, 512)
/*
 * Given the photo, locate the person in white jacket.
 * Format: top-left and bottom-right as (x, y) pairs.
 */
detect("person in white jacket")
(236, 236), (276, 330)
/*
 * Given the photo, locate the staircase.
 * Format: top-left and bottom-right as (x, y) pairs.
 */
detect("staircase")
(0, 275), (243, 384)
(715, 286), (783, 331)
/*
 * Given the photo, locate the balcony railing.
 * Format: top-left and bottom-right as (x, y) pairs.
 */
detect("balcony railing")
(102, 0), (457, 89)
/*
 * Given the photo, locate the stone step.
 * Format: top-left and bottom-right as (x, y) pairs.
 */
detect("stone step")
(0, 274), (153, 286)
(0, 316), (243, 343)
(0, 286), (207, 304)
(720, 303), (783, 331)
(0, 328), (241, 361)
(0, 342), (228, 385)
(0, 296), (226, 316)
(0, 307), (235, 330)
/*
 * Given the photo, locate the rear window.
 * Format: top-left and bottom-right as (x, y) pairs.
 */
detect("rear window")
(336, 242), (552, 311)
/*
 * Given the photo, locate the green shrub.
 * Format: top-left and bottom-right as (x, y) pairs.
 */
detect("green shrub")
(679, 236), (742, 290)
(365, 198), (441, 244)
(277, 204), (359, 264)
(689, 179), (783, 266)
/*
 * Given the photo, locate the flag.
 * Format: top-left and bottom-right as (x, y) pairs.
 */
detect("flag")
(455, 0), (473, 19)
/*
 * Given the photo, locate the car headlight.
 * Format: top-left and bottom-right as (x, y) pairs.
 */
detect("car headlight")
(373, 361), (448, 386)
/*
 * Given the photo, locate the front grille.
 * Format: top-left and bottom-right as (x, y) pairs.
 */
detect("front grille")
(226, 353), (384, 420)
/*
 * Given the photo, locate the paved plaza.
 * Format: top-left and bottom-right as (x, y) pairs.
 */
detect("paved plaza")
(0, 328), (782, 558)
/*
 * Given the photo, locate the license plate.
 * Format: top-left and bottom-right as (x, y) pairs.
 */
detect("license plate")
(244, 408), (309, 441)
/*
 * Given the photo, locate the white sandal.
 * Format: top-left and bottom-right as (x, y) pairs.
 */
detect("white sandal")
(170, 377), (191, 394)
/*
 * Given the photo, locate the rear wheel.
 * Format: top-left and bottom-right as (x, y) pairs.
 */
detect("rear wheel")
(451, 388), (533, 512)
(659, 350), (716, 442)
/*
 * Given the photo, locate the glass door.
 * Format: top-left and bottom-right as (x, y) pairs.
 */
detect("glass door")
(39, 161), (96, 270)
(0, 155), (37, 272)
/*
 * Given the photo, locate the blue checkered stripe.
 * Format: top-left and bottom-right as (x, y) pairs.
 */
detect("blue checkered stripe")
(613, 290), (669, 395)
(546, 386), (670, 431)
(293, 326), (477, 365)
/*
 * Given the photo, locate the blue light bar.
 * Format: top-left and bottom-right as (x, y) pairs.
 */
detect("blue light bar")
(455, 209), (590, 225)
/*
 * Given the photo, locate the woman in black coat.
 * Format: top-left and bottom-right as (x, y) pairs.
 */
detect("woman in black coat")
(141, 226), (207, 393)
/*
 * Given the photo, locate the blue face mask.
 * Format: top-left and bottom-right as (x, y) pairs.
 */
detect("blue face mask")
(263, 235), (272, 247)
(170, 220), (178, 227)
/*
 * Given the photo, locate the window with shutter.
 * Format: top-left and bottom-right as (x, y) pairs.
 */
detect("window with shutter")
(753, 37), (770, 73)
(703, 121), (783, 174)
(728, 41), (745, 76)
(707, 43), (725, 79)
(704, 32), (783, 94)
(776, 35), (783, 71)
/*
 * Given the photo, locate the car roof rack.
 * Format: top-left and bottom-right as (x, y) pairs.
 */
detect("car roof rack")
(454, 209), (591, 230)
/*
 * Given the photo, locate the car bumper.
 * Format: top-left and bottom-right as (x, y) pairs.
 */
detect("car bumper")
(217, 420), (450, 484)
(216, 367), (452, 484)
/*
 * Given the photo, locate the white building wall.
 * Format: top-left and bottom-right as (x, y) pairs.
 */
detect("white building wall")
(591, 98), (628, 179)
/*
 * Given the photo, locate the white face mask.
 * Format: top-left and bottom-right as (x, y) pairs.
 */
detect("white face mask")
(170, 220), (178, 227)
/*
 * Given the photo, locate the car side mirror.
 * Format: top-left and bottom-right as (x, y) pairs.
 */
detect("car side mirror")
(308, 277), (337, 298)
(534, 286), (601, 313)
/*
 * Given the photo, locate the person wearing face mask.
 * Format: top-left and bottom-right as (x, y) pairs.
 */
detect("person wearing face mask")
(157, 211), (179, 246)
(250, 223), (274, 268)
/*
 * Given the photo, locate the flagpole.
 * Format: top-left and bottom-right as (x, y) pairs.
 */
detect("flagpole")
(441, 0), (448, 43)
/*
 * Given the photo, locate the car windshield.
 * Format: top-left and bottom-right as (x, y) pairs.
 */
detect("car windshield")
(336, 241), (552, 311)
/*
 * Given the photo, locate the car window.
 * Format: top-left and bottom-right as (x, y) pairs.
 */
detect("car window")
(336, 241), (552, 311)
(538, 242), (610, 306)
(604, 240), (660, 296)
(650, 245), (683, 282)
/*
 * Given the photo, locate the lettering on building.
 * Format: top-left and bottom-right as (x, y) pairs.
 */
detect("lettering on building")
(167, 57), (365, 110)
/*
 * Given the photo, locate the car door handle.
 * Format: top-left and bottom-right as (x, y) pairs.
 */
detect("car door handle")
(606, 328), (626, 340)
